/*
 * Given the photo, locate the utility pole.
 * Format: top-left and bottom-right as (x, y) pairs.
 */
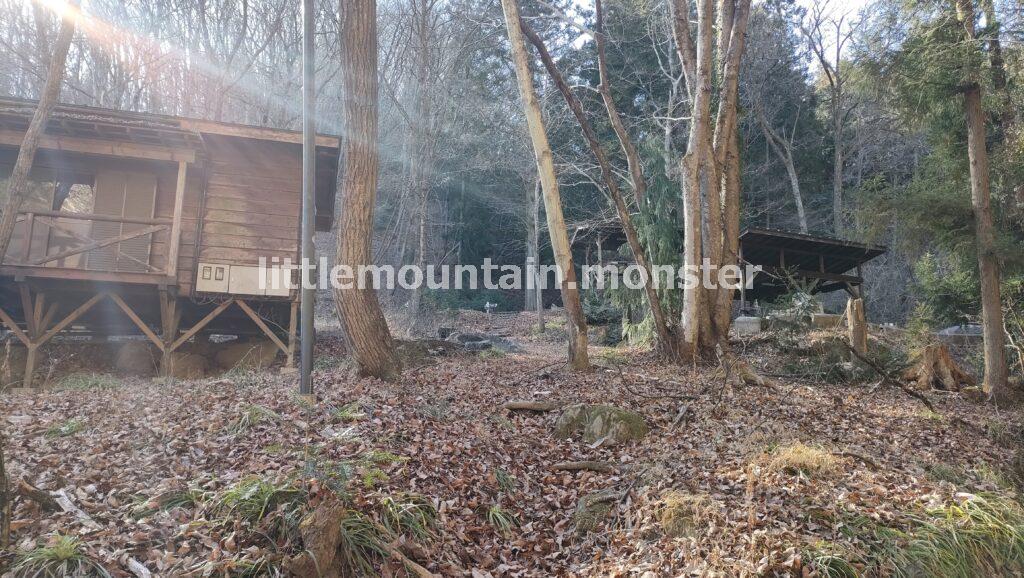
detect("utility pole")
(299, 0), (316, 397)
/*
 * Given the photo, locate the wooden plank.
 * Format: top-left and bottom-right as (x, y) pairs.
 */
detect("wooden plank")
(29, 224), (166, 266)
(0, 305), (29, 346)
(176, 118), (338, 147)
(109, 293), (165, 351)
(236, 299), (288, 355)
(20, 210), (171, 226)
(35, 217), (160, 272)
(203, 196), (301, 216)
(200, 222), (298, 241)
(167, 161), (188, 277)
(171, 299), (234, 351)
(19, 285), (35, 337)
(198, 247), (297, 263)
(0, 265), (175, 286)
(20, 212), (35, 263)
(36, 293), (107, 346)
(0, 129), (196, 162)
(203, 209), (301, 228)
(198, 234), (298, 252)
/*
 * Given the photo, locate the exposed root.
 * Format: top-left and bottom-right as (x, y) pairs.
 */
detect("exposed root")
(503, 400), (560, 412)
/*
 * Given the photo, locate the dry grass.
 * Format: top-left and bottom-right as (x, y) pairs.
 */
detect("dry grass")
(658, 491), (720, 538)
(765, 442), (840, 477)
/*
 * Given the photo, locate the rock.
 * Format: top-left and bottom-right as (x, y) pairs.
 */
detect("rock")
(0, 345), (27, 386)
(114, 341), (158, 376)
(811, 313), (843, 330)
(573, 489), (618, 534)
(732, 316), (762, 336)
(554, 404), (649, 446)
(166, 352), (209, 380)
(463, 340), (492, 352)
(214, 339), (280, 370)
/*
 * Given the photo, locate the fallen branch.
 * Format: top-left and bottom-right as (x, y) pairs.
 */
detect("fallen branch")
(549, 461), (617, 473)
(841, 342), (936, 412)
(127, 558), (152, 578)
(834, 451), (880, 472)
(16, 479), (58, 511)
(383, 542), (438, 578)
(54, 488), (100, 529)
(503, 401), (560, 412)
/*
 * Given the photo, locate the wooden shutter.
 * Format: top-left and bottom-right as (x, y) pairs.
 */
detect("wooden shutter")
(87, 171), (157, 272)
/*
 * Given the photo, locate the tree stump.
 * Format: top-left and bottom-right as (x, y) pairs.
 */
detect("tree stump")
(903, 344), (976, 391)
(846, 298), (867, 357)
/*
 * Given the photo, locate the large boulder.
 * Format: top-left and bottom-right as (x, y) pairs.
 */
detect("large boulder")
(554, 404), (649, 446)
(214, 340), (280, 370)
(114, 341), (158, 376)
(166, 352), (209, 380)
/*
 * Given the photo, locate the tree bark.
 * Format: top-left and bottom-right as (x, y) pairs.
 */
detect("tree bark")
(501, 0), (589, 370)
(956, 0), (1008, 401)
(757, 108), (808, 233)
(0, 1), (79, 262)
(335, 0), (401, 380)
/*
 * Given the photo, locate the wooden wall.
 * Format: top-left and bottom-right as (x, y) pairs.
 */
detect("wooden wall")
(196, 135), (302, 270)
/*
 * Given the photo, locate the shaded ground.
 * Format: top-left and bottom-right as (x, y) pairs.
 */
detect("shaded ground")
(0, 333), (1021, 576)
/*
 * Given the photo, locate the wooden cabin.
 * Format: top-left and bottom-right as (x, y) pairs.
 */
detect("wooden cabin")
(0, 98), (338, 387)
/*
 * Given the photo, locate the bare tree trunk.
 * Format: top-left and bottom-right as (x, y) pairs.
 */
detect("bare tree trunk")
(965, 85), (1009, 399)
(521, 18), (679, 359)
(757, 109), (807, 233)
(335, 0), (401, 380)
(532, 179), (545, 332)
(501, 0), (589, 370)
(832, 97), (844, 235)
(957, 0), (1008, 401)
(0, 1), (78, 262)
(0, 432), (9, 548)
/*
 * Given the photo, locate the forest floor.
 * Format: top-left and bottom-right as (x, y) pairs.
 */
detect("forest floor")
(1, 328), (1022, 577)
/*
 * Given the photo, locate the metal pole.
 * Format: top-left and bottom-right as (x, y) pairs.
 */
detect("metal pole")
(299, 0), (316, 396)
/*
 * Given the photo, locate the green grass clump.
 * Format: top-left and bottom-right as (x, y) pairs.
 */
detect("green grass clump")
(805, 548), (860, 578)
(363, 449), (406, 465)
(485, 504), (518, 536)
(839, 493), (1024, 577)
(478, 348), (505, 359)
(229, 404), (280, 433)
(45, 419), (85, 438)
(211, 476), (305, 523)
(338, 510), (391, 576)
(13, 535), (112, 577)
(131, 487), (207, 518)
(313, 354), (347, 371)
(57, 373), (120, 390)
(333, 401), (367, 422)
(495, 468), (517, 492)
(379, 493), (437, 541)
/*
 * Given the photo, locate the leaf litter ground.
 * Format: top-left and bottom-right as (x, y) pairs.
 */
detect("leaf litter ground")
(1, 335), (1020, 576)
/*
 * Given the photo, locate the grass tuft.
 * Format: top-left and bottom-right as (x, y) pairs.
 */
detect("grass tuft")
(338, 510), (390, 576)
(229, 404), (280, 433)
(13, 535), (112, 577)
(658, 491), (718, 538)
(45, 418), (85, 438)
(211, 476), (305, 523)
(765, 442), (839, 477)
(131, 487), (207, 519)
(379, 493), (437, 541)
(57, 373), (120, 390)
(333, 401), (367, 422)
(485, 504), (518, 536)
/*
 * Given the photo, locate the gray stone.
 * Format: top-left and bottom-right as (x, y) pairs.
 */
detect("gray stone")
(732, 316), (762, 336)
(554, 404), (649, 446)
(214, 339), (280, 370)
(114, 341), (158, 376)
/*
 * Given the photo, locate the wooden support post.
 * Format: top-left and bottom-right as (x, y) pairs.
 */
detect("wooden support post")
(170, 299), (233, 352)
(21, 292), (106, 388)
(19, 285), (35, 337)
(20, 212), (35, 263)
(159, 292), (181, 376)
(236, 300), (289, 355)
(287, 300), (299, 368)
(846, 298), (867, 358)
(166, 161), (187, 278)
(110, 293), (164, 351)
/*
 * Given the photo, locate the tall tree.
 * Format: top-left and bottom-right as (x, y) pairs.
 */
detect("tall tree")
(955, 0), (1008, 399)
(335, 0), (401, 380)
(0, 0), (79, 262)
(670, 0), (751, 359)
(500, 0), (590, 370)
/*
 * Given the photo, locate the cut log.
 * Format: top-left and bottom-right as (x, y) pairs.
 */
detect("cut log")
(549, 461), (617, 473)
(15, 480), (58, 512)
(903, 344), (977, 391)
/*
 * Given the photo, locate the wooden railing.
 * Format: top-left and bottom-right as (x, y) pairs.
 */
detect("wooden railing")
(7, 210), (171, 273)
